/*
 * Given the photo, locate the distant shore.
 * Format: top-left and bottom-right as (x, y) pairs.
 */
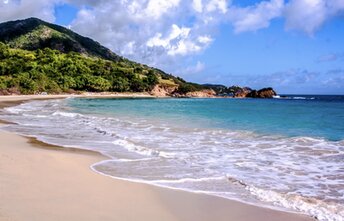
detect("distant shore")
(0, 95), (314, 221)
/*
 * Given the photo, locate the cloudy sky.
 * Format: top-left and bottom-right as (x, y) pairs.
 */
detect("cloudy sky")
(1, 0), (344, 94)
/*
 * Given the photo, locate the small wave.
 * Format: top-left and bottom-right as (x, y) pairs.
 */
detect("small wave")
(52, 111), (82, 118)
(293, 97), (307, 100)
(109, 158), (155, 163)
(112, 139), (178, 158)
(292, 96), (316, 100)
(4, 106), (27, 114)
(273, 96), (316, 100)
(22, 114), (48, 118)
(248, 185), (344, 221)
(153, 176), (226, 184)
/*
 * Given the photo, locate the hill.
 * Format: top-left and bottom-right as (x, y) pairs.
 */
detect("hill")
(0, 18), (210, 95)
(0, 17), (122, 62)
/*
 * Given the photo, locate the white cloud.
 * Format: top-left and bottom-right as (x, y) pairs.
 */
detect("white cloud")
(147, 24), (191, 48)
(321, 69), (344, 88)
(121, 41), (136, 55)
(225, 0), (344, 35)
(206, 0), (228, 13)
(145, 0), (181, 19)
(316, 52), (344, 63)
(284, 0), (326, 34)
(284, 0), (344, 35)
(210, 68), (344, 94)
(192, 0), (203, 13)
(0, 0), (58, 22)
(145, 24), (211, 56)
(69, 0), (225, 70)
(1, 0), (344, 76)
(227, 0), (284, 33)
(198, 35), (213, 44)
(181, 61), (206, 75)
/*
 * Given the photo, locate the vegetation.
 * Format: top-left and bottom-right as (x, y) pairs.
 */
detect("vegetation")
(0, 17), (122, 61)
(0, 18), (209, 95)
(0, 42), (162, 94)
(177, 82), (208, 94)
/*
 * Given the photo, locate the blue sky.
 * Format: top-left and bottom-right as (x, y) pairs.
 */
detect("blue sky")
(1, 0), (344, 94)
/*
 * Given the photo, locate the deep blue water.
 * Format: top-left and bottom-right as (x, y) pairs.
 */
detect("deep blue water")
(69, 95), (344, 141)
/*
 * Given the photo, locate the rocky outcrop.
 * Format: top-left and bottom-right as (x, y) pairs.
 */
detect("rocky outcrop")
(172, 89), (216, 98)
(150, 84), (178, 97)
(246, 87), (277, 98)
(227, 85), (277, 98)
(202, 84), (228, 94)
(234, 87), (252, 98)
(151, 84), (275, 99)
(151, 84), (216, 98)
(185, 89), (216, 98)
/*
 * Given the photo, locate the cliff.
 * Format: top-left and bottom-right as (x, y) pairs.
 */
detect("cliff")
(150, 85), (216, 98)
(150, 85), (178, 97)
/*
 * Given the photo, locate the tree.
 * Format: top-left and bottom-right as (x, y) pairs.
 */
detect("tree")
(86, 76), (111, 92)
(17, 72), (38, 94)
(112, 77), (130, 92)
(144, 70), (158, 90)
(130, 76), (147, 92)
(57, 75), (77, 91)
(0, 76), (10, 90)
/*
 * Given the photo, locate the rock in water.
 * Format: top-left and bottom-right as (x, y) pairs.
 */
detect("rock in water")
(234, 87), (252, 98)
(247, 87), (277, 98)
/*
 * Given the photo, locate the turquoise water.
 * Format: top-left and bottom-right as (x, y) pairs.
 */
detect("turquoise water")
(1, 95), (344, 221)
(69, 96), (344, 141)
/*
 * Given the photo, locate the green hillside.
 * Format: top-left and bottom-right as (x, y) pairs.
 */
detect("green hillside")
(0, 18), (207, 95)
(0, 17), (122, 61)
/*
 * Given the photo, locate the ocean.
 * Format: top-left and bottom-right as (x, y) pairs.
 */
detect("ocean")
(1, 95), (343, 221)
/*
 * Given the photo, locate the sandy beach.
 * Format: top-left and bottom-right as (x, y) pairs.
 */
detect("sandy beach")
(0, 95), (315, 221)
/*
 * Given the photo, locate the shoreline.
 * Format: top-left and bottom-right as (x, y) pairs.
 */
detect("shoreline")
(0, 95), (315, 221)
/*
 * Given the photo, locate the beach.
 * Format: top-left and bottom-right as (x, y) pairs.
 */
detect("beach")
(0, 95), (315, 221)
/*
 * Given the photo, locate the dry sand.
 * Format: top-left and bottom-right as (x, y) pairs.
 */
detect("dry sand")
(0, 95), (315, 221)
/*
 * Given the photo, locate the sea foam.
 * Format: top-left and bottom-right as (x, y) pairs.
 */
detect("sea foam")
(0, 98), (343, 221)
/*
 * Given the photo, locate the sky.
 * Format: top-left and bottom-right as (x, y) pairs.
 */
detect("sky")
(1, 0), (344, 94)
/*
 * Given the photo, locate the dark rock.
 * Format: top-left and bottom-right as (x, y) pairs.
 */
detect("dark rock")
(247, 87), (277, 98)
(234, 87), (252, 98)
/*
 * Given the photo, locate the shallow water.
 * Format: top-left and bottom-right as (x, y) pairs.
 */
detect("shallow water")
(1, 96), (343, 221)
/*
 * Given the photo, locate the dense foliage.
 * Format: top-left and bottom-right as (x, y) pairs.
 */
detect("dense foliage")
(0, 42), (160, 94)
(0, 18), (210, 95)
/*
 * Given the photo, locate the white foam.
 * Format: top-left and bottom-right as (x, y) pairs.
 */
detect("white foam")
(105, 158), (155, 163)
(248, 185), (344, 221)
(1, 98), (343, 221)
(293, 97), (307, 100)
(112, 139), (178, 158)
(52, 111), (82, 118)
(153, 176), (225, 184)
(4, 106), (27, 114)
